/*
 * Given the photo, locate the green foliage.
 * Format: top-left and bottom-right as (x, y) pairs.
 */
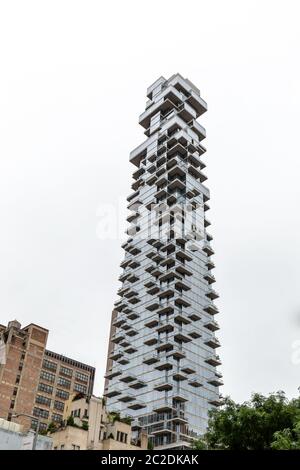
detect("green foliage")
(47, 422), (57, 434)
(147, 440), (154, 450)
(191, 438), (208, 450)
(271, 421), (300, 449)
(108, 411), (132, 425)
(81, 421), (89, 431)
(67, 415), (75, 427)
(120, 415), (133, 425)
(192, 392), (300, 450)
(109, 411), (121, 423)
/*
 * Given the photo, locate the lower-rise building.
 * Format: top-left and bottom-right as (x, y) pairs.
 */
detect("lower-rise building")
(0, 418), (52, 450)
(0, 320), (95, 433)
(51, 394), (147, 450)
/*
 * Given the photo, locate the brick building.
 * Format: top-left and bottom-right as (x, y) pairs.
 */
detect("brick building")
(0, 320), (95, 433)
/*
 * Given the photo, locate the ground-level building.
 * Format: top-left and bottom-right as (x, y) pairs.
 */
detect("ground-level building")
(0, 418), (52, 450)
(0, 320), (95, 432)
(51, 394), (147, 450)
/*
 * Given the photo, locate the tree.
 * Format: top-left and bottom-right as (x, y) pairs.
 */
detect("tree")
(271, 421), (300, 450)
(192, 392), (300, 450)
(47, 421), (57, 434)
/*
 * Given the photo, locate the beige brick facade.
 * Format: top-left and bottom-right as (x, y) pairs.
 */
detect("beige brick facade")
(0, 320), (95, 433)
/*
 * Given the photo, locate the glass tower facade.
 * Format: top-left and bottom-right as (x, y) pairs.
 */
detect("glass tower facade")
(104, 74), (222, 449)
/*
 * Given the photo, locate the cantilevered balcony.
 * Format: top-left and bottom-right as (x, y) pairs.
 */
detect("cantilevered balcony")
(190, 120), (206, 141)
(144, 333), (158, 346)
(203, 301), (219, 316)
(151, 423), (176, 435)
(156, 340), (174, 353)
(118, 393), (135, 403)
(205, 258), (215, 270)
(207, 374), (224, 387)
(204, 271), (216, 285)
(174, 327), (192, 344)
(128, 401), (147, 410)
(104, 387), (122, 398)
(202, 241), (214, 257)
(147, 283), (160, 295)
(124, 345), (138, 354)
(188, 328), (201, 339)
(173, 370), (187, 382)
(146, 300), (160, 312)
(104, 368), (122, 380)
(127, 311), (140, 320)
(143, 353), (160, 365)
(205, 288), (219, 301)
(156, 318), (174, 333)
(126, 328), (138, 337)
(113, 317), (126, 328)
(145, 317), (159, 328)
(129, 379), (147, 389)
(155, 356), (173, 371)
(168, 410), (188, 424)
(158, 286), (175, 299)
(209, 398), (223, 407)
(174, 310), (191, 325)
(205, 354), (222, 367)
(120, 373), (137, 383)
(204, 320), (220, 332)
(180, 361), (195, 375)
(172, 347), (186, 360)
(188, 312), (201, 321)
(188, 165), (207, 183)
(117, 355), (130, 365)
(188, 376), (202, 388)
(204, 336), (221, 349)
(109, 349), (123, 361)
(156, 304), (174, 316)
(154, 380), (173, 392)
(153, 400), (174, 413)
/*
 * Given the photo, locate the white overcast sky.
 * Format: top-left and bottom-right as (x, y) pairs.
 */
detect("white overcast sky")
(1, 0), (300, 401)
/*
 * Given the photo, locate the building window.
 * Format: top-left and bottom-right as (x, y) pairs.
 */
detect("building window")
(31, 421), (48, 432)
(43, 359), (57, 372)
(54, 400), (64, 412)
(72, 444), (80, 450)
(75, 372), (89, 383)
(36, 395), (51, 407)
(60, 366), (73, 377)
(57, 377), (71, 389)
(56, 389), (69, 400)
(40, 370), (55, 383)
(73, 383), (87, 394)
(33, 407), (49, 419)
(72, 408), (81, 418)
(52, 413), (63, 423)
(38, 383), (53, 395)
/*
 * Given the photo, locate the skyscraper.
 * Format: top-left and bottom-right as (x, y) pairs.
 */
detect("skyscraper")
(104, 74), (223, 449)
